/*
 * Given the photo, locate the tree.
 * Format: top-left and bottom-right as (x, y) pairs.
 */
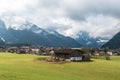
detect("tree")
(104, 48), (110, 60)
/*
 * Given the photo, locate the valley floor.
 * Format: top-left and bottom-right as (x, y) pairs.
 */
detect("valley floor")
(0, 52), (119, 80)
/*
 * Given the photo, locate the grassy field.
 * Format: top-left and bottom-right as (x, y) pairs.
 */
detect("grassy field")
(0, 52), (119, 80)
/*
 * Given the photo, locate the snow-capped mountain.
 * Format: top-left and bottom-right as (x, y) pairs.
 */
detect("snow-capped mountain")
(47, 29), (67, 39)
(0, 20), (110, 48)
(0, 37), (4, 45)
(74, 31), (108, 48)
(0, 20), (18, 43)
(0, 20), (81, 48)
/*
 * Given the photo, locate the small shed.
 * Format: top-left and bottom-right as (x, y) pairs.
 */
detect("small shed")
(70, 50), (83, 61)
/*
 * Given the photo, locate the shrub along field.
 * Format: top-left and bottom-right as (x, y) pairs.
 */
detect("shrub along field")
(0, 52), (120, 80)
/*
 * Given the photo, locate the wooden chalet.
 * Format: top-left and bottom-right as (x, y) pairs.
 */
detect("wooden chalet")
(51, 48), (90, 62)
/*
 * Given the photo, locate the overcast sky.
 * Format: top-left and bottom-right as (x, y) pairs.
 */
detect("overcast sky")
(0, 0), (120, 39)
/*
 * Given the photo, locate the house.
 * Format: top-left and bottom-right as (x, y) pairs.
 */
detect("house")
(16, 48), (26, 54)
(70, 49), (90, 61)
(51, 48), (90, 62)
(70, 50), (83, 61)
(0, 47), (6, 52)
(107, 51), (113, 56)
(7, 47), (18, 53)
(30, 48), (40, 55)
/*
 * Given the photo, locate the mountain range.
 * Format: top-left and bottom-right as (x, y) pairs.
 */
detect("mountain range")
(0, 20), (81, 48)
(74, 31), (107, 48)
(0, 20), (119, 48)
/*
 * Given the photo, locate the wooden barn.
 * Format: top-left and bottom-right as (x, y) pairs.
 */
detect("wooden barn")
(70, 49), (84, 61)
(51, 48), (90, 62)
(52, 48), (71, 61)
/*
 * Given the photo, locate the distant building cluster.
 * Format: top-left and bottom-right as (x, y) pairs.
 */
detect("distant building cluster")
(0, 46), (119, 62)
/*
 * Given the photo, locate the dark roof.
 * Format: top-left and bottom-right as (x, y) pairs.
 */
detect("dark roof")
(54, 48), (72, 55)
(54, 48), (84, 55)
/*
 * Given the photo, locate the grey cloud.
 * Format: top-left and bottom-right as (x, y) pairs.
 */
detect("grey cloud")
(66, 0), (120, 21)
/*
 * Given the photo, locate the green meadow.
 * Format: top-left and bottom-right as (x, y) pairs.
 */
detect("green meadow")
(0, 52), (119, 80)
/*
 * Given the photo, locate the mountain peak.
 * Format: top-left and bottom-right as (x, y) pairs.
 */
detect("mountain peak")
(74, 31), (108, 48)
(102, 31), (120, 49)
(0, 21), (81, 48)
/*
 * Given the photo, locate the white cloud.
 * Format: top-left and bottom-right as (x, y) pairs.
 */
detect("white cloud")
(0, 0), (38, 13)
(0, 0), (120, 39)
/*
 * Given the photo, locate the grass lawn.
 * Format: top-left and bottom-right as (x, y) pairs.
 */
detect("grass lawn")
(0, 52), (119, 80)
